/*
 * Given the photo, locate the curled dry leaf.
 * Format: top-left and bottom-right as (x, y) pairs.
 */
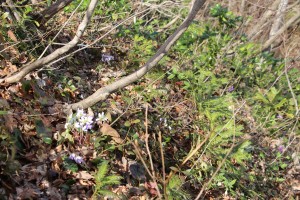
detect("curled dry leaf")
(7, 30), (18, 42)
(75, 171), (94, 180)
(100, 123), (120, 138)
(100, 123), (123, 144)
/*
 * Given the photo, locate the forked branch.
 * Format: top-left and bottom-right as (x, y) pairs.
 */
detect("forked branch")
(262, 10), (300, 50)
(33, 0), (74, 25)
(0, 0), (98, 84)
(66, 0), (206, 111)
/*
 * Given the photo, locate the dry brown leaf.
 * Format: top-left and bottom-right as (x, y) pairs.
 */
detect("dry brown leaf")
(7, 30), (18, 42)
(3, 114), (16, 132)
(100, 123), (120, 138)
(75, 171), (94, 180)
(19, 53), (28, 64)
(0, 61), (18, 76)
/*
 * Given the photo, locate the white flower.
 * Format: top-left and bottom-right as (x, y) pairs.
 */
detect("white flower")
(64, 122), (70, 129)
(74, 122), (81, 129)
(96, 112), (108, 122)
(76, 109), (85, 119)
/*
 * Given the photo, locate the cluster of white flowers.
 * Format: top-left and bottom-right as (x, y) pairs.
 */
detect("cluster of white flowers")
(65, 109), (108, 132)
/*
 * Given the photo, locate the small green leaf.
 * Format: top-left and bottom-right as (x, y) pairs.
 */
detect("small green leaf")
(132, 119), (140, 124)
(0, 110), (8, 115)
(124, 121), (131, 127)
(43, 137), (52, 144)
(280, 163), (287, 169)
(2, 12), (9, 19)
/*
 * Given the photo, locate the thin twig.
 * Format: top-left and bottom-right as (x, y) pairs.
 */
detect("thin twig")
(1, 0), (99, 83)
(131, 141), (163, 199)
(144, 104), (155, 175)
(48, 8), (151, 66)
(38, 0), (84, 59)
(158, 131), (167, 198)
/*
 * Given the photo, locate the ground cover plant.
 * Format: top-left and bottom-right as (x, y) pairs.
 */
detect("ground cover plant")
(0, 0), (299, 199)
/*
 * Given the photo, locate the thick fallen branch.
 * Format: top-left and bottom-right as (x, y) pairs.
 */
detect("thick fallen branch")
(269, 0), (289, 39)
(6, 0), (21, 22)
(0, 0), (98, 84)
(66, 0), (206, 111)
(33, 0), (74, 25)
(262, 10), (300, 50)
(248, 0), (280, 39)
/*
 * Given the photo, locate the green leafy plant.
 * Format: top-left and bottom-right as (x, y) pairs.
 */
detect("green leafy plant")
(93, 161), (122, 198)
(166, 175), (190, 200)
(164, 4), (299, 198)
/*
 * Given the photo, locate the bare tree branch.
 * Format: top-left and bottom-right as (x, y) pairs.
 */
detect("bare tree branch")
(269, 0), (289, 40)
(5, 0), (21, 22)
(33, 0), (74, 25)
(248, 0), (281, 39)
(66, 0), (207, 111)
(0, 0), (98, 84)
(262, 10), (300, 50)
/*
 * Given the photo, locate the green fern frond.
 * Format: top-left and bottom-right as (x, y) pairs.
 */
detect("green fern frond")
(168, 176), (182, 189)
(93, 161), (122, 199)
(101, 175), (123, 185)
(95, 189), (118, 198)
(95, 161), (109, 182)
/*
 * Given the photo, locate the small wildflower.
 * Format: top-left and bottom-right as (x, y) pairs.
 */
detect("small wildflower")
(82, 123), (93, 132)
(69, 153), (76, 160)
(159, 117), (172, 130)
(69, 153), (84, 164)
(76, 109), (85, 118)
(64, 122), (70, 129)
(74, 122), (81, 129)
(101, 54), (114, 63)
(65, 113), (75, 129)
(96, 112), (108, 122)
(227, 86), (234, 92)
(278, 145), (284, 153)
(74, 156), (84, 164)
(276, 114), (283, 119)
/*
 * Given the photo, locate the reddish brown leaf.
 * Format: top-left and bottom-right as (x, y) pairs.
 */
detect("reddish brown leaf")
(7, 30), (18, 42)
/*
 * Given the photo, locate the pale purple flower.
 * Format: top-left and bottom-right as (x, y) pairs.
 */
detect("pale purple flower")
(101, 54), (114, 63)
(277, 114), (283, 119)
(69, 153), (84, 164)
(278, 145), (284, 153)
(74, 156), (84, 164)
(69, 153), (76, 160)
(75, 115), (94, 132)
(227, 86), (234, 92)
(82, 123), (93, 132)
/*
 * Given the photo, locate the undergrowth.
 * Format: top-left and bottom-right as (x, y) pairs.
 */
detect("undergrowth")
(0, 1), (299, 199)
